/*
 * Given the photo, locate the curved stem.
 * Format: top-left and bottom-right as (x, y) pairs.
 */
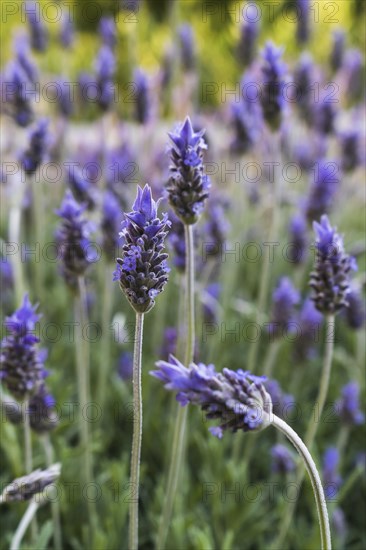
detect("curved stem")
(10, 500), (39, 550)
(156, 224), (195, 549)
(273, 315), (335, 548)
(271, 414), (332, 550)
(129, 312), (144, 550)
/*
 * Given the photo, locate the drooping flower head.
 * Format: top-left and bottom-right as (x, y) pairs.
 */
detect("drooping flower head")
(20, 118), (49, 175)
(99, 16), (117, 49)
(0, 464), (61, 503)
(304, 159), (340, 222)
(55, 190), (95, 287)
(25, 0), (49, 52)
(267, 277), (300, 339)
(95, 45), (116, 111)
(310, 215), (357, 315)
(113, 184), (171, 314)
(296, 0), (311, 44)
(178, 24), (196, 71)
(322, 447), (342, 499)
(237, 3), (259, 66)
(29, 383), (58, 433)
(167, 116), (210, 225)
(335, 381), (364, 426)
(0, 295), (47, 400)
(151, 356), (272, 439)
(133, 68), (150, 125)
(260, 42), (287, 131)
(271, 444), (296, 474)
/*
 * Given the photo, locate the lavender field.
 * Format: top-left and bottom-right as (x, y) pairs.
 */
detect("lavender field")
(0, 1), (365, 549)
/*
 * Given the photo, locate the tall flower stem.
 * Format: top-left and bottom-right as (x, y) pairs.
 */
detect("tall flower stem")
(42, 435), (62, 550)
(23, 398), (37, 543)
(10, 499), (40, 550)
(97, 263), (113, 408)
(247, 131), (282, 373)
(271, 414), (332, 550)
(273, 314), (335, 548)
(129, 312), (144, 550)
(29, 173), (44, 301)
(157, 224), (195, 549)
(74, 276), (95, 540)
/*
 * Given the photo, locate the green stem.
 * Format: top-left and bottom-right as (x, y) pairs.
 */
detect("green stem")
(271, 414), (332, 550)
(247, 131), (282, 373)
(10, 499), (39, 550)
(29, 173), (44, 301)
(129, 312), (144, 550)
(262, 339), (281, 378)
(97, 264), (113, 407)
(42, 435), (62, 550)
(156, 224), (195, 549)
(74, 276), (95, 541)
(273, 315), (335, 548)
(24, 398), (37, 543)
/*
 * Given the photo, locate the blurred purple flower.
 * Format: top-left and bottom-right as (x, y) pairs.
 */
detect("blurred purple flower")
(260, 42), (287, 131)
(118, 351), (133, 381)
(178, 24), (196, 71)
(322, 447), (342, 499)
(230, 72), (263, 154)
(102, 191), (121, 261)
(304, 159), (340, 222)
(264, 379), (295, 419)
(339, 128), (361, 172)
(296, 0), (311, 44)
(99, 16), (117, 49)
(267, 277), (300, 339)
(133, 68), (150, 125)
(287, 214), (308, 264)
(335, 381), (364, 425)
(343, 287), (365, 329)
(294, 298), (323, 361)
(20, 118), (49, 175)
(29, 383), (58, 433)
(60, 11), (74, 48)
(330, 29), (345, 72)
(237, 3), (259, 66)
(25, 0), (49, 52)
(95, 45), (116, 111)
(271, 444), (296, 474)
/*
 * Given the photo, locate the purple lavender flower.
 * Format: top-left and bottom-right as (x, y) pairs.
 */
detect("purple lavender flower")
(296, 0), (310, 44)
(151, 356), (272, 438)
(0, 257), (13, 307)
(230, 72), (263, 154)
(102, 191), (121, 261)
(95, 45), (116, 111)
(29, 383), (58, 433)
(304, 159), (340, 222)
(264, 379), (295, 419)
(168, 212), (186, 272)
(60, 11), (74, 48)
(114, 185), (170, 314)
(1, 464), (61, 502)
(25, 0), (49, 52)
(344, 49), (363, 103)
(310, 215), (357, 315)
(202, 283), (221, 324)
(294, 298), (323, 361)
(167, 117), (210, 224)
(330, 29), (345, 72)
(314, 92), (338, 135)
(55, 190), (95, 287)
(133, 68), (150, 125)
(118, 351), (133, 381)
(56, 77), (74, 118)
(271, 444), (296, 474)
(237, 3), (259, 66)
(14, 34), (38, 84)
(293, 53), (315, 124)
(343, 287), (365, 329)
(4, 61), (34, 127)
(339, 129), (361, 173)
(267, 278), (300, 339)
(67, 165), (96, 209)
(202, 198), (230, 259)
(335, 381), (364, 425)
(288, 214), (308, 264)
(332, 508), (347, 541)
(20, 118), (49, 175)
(106, 143), (136, 202)
(292, 137), (327, 172)
(159, 328), (178, 360)
(260, 42), (287, 131)
(322, 447), (342, 499)
(99, 16), (117, 49)
(0, 295), (47, 400)
(121, 0), (140, 12)
(178, 24), (196, 71)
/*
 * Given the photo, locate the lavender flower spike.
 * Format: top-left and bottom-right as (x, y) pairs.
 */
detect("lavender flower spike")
(335, 381), (365, 425)
(260, 42), (287, 131)
(267, 277), (300, 339)
(310, 215), (357, 315)
(20, 118), (49, 175)
(167, 116), (210, 224)
(0, 294), (47, 400)
(322, 447), (342, 499)
(114, 184), (171, 314)
(151, 356), (272, 438)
